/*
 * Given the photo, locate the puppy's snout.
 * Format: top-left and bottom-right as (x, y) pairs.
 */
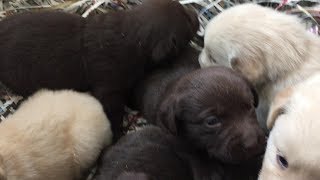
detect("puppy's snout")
(242, 126), (267, 158)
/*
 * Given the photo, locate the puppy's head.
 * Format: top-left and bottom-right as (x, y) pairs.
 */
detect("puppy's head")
(157, 66), (266, 163)
(259, 76), (320, 180)
(129, 0), (199, 64)
(199, 4), (311, 87)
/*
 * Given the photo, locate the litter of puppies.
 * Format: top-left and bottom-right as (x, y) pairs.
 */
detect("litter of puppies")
(0, 0), (319, 179)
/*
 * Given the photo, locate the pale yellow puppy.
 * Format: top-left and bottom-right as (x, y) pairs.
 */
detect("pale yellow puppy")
(199, 3), (320, 129)
(259, 73), (320, 180)
(0, 89), (112, 180)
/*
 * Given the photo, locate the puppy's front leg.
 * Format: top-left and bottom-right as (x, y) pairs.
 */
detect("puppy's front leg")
(92, 87), (126, 141)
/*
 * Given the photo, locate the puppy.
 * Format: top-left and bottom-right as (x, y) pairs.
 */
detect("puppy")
(0, 0), (199, 139)
(198, 3), (320, 130)
(116, 172), (154, 180)
(95, 125), (262, 180)
(0, 90), (112, 180)
(134, 65), (265, 163)
(259, 73), (320, 180)
(131, 45), (200, 121)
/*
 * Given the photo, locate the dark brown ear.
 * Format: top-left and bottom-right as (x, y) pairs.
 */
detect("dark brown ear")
(251, 86), (259, 108)
(156, 94), (180, 135)
(152, 35), (177, 63)
(267, 87), (293, 129)
(241, 74), (259, 108)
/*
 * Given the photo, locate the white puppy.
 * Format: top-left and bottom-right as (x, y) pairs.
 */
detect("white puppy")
(259, 73), (320, 180)
(0, 89), (112, 180)
(199, 3), (320, 129)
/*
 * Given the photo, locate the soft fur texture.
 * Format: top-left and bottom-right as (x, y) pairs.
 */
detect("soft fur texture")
(116, 172), (154, 180)
(0, 0), (199, 139)
(0, 90), (112, 180)
(198, 3), (320, 130)
(131, 45), (200, 121)
(95, 125), (262, 180)
(133, 65), (266, 164)
(259, 73), (320, 180)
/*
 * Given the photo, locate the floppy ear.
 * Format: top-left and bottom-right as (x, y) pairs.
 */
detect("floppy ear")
(156, 94), (180, 135)
(241, 75), (259, 108)
(230, 57), (264, 84)
(152, 35), (177, 62)
(267, 87), (293, 130)
(251, 86), (259, 108)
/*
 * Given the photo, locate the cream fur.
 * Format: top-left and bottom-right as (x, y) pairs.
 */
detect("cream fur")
(259, 73), (320, 180)
(199, 3), (320, 130)
(0, 89), (112, 180)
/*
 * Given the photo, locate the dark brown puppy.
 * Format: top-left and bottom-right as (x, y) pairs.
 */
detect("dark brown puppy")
(0, 0), (199, 139)
(131, 45), (200, 121)
(95, 125), (262, 180)
(116, 172), (154, 180)
(133, 65), (266, 163)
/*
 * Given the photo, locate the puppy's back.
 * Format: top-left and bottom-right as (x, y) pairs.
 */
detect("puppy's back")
(95, 126), (193, 180)
(0, 90), (112, 180)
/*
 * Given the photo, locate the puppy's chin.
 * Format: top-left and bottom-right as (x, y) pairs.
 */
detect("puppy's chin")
(208, 150), (239, 164)
(209, 149), (265, 165)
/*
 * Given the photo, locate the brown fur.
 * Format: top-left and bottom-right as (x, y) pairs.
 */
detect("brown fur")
(0, 0), (199, 139)
(133, 64), (266, 164)
(95, 125), (263, 180)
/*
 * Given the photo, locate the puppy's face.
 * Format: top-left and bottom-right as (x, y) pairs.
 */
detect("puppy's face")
(259, 80), (320, 180)
(157, 67), (266, 163)
(199, 4), (310, 87)
(132, 0), (199, 64)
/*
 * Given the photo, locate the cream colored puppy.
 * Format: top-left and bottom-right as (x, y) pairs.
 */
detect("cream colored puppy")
(259, 73), (320, 180)
(0, 89), (112, 180)
(199, 3), (320, 129)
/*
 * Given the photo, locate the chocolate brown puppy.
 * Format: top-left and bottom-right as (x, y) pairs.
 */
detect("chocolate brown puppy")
(134, 65), (266, 163)
(0, 0), (199, 139)
(131, 45), (200, 121)
(116, 172), (154, 180)
(95, 125), (262, 180)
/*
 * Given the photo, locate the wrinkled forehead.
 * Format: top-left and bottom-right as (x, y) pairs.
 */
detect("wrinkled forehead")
(179, 80), (253, 115)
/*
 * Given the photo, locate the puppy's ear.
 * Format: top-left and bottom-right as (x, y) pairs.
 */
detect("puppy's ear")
(241, 75), (259, 107)
(267, 87), (293, 130)
(251, 86), (259, 108)
(156, 94), (180, 135)
(230, 57), (264, 84)
(152, 35), (177, 62)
